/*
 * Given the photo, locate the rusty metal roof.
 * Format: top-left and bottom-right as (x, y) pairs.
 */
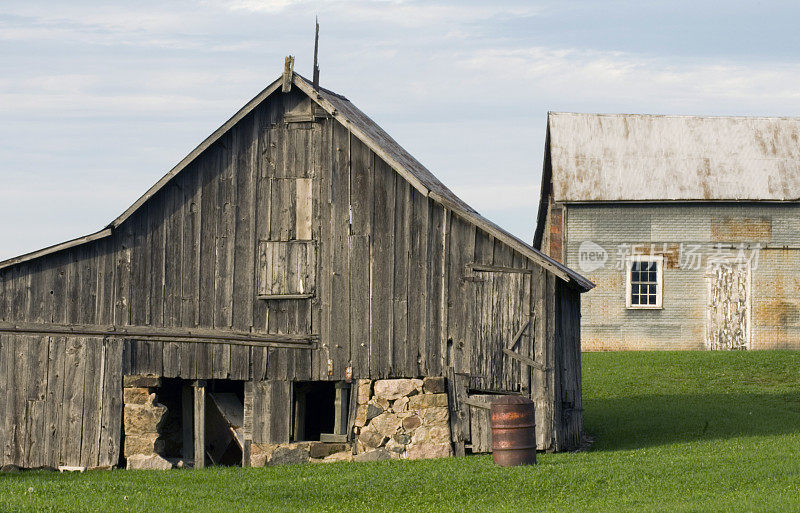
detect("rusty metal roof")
(548, 112), (800, 202)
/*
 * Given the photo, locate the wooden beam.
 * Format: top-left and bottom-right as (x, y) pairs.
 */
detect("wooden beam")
(506, 320), (530, 351)
(333, 382), (349, 435)
(257, 293), (315, 300)
(462, 398), (491, 410)
(282, 56), (294, 92)
(503, 347), (548, 372)
(193, 380), (206, 469)
(429, 191), (576, 285)
(468, 263), (532, 275)
(0, 321), (316, 348)
(182, 384), (194, 462)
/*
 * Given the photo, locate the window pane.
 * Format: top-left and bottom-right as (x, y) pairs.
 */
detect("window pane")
(648, 271), (657, 283)
(648, 294), (656, 305)
(632, 271), (640, 282)
(649, 284), (656, 295)
(631, 295), (639, 305)
(632, 284), (639, 295)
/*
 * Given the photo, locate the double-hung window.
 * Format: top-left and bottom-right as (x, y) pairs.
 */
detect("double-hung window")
(626, 255), (663, 309)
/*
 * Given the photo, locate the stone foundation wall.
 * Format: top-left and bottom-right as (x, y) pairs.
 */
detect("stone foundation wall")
(249, 377), (454, 466)
(354, 377), (452, 460)
(250, 442), (353, 466)
(122, 375), (174, 470)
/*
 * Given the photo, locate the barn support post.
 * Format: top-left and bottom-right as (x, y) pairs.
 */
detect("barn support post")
(333, 381), (349, 435)
(193, 380), (206, 469)
(181, 384), (194, 462)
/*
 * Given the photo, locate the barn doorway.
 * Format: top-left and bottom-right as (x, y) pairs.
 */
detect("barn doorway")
(128, 378), (246, 468)
(292, 381), (350, 442)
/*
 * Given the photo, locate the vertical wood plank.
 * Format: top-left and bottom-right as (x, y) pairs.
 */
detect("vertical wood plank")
(425, 202), (445, 377)
(369, 150), (397, 378)
(295, 177), (313, 241)
(193, 381), (206, 469)
(349, 235), (370, 378)
(60, 337), (86, 466)
(196, 146), (218, 378)
(98, 338), (123, 467)
(325, 123), (350, 380)
(79, 338), (100, 467)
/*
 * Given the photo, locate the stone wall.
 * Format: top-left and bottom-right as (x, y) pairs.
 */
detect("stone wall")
(250, 441), (353, 466)
(122, 375), (173, 470)
(249, 377), (454, 466)
(354, 377), (452, 461)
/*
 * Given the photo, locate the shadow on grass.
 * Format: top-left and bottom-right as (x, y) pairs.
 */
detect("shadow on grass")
(584, 391), (800, 451)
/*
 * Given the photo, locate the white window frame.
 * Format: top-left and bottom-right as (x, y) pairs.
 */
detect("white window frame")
(626, 255), (663, 310)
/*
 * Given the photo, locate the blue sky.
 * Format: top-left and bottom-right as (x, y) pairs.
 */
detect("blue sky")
(2, 1), (800, 259)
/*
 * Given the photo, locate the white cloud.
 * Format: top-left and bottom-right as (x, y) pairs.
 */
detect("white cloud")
(2, 1), (800, 258)
(456, 47), (800, 113)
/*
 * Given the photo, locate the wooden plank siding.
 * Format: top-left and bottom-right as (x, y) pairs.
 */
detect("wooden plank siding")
(0, 85), (585, 468)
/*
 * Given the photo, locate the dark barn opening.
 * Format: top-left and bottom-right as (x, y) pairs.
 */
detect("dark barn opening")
(293, 381), (342, 442)
(205, 380), (245, 466)
(154, 378), (187, 460)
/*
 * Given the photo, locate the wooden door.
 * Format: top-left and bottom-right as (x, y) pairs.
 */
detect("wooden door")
(706, 264), (751, 350)
(470, 270), (532, 393)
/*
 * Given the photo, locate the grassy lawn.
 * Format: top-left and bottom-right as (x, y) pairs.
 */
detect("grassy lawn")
(2, 350), (799, 512)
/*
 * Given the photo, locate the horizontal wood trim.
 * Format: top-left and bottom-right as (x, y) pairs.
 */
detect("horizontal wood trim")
(0, 321), (316, 349)
(468, 263), (533, 274)
(0, 228), (112, 270)
(257, 293), (315, 300)
(502, 347), (548, 372)
(467, 387), (522, 396)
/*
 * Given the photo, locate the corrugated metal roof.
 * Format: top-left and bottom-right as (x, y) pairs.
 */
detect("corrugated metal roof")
(548, 112), (800, 202)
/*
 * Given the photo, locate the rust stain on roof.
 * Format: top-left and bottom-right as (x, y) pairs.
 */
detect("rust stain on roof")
(548, 113), (800, 202)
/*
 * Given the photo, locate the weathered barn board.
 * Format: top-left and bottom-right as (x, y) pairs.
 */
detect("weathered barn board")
(247, 380), (292, 444)
(0, 72), (590, 468)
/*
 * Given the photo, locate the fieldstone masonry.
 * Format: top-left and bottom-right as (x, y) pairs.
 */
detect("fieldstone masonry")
(355, 377), (452, 461)
(249, 377), (453, 466)
(123, 376), (173, 470)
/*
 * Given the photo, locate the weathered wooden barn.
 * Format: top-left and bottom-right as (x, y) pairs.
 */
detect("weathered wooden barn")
(0, 64), (592, 470)
(535, 112), (800, 351)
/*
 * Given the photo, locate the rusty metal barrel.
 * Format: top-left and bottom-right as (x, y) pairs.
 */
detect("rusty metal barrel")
(490, 395), (537, 467)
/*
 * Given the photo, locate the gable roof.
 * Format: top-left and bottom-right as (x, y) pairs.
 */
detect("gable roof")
(547, 112), (800, 203)
(0, 73), (592, 291)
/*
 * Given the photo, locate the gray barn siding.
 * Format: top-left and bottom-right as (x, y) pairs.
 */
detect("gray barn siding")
(0, 335), (122, 469)
(0, 86), (585, 466)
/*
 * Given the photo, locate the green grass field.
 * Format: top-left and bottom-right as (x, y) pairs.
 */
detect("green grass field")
(2, 351), (799, 512)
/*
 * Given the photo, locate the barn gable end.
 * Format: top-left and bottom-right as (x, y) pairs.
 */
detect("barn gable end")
(0, 71), (589, 470)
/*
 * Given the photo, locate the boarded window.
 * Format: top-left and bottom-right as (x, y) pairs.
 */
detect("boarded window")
(257, 241), (317, 299)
